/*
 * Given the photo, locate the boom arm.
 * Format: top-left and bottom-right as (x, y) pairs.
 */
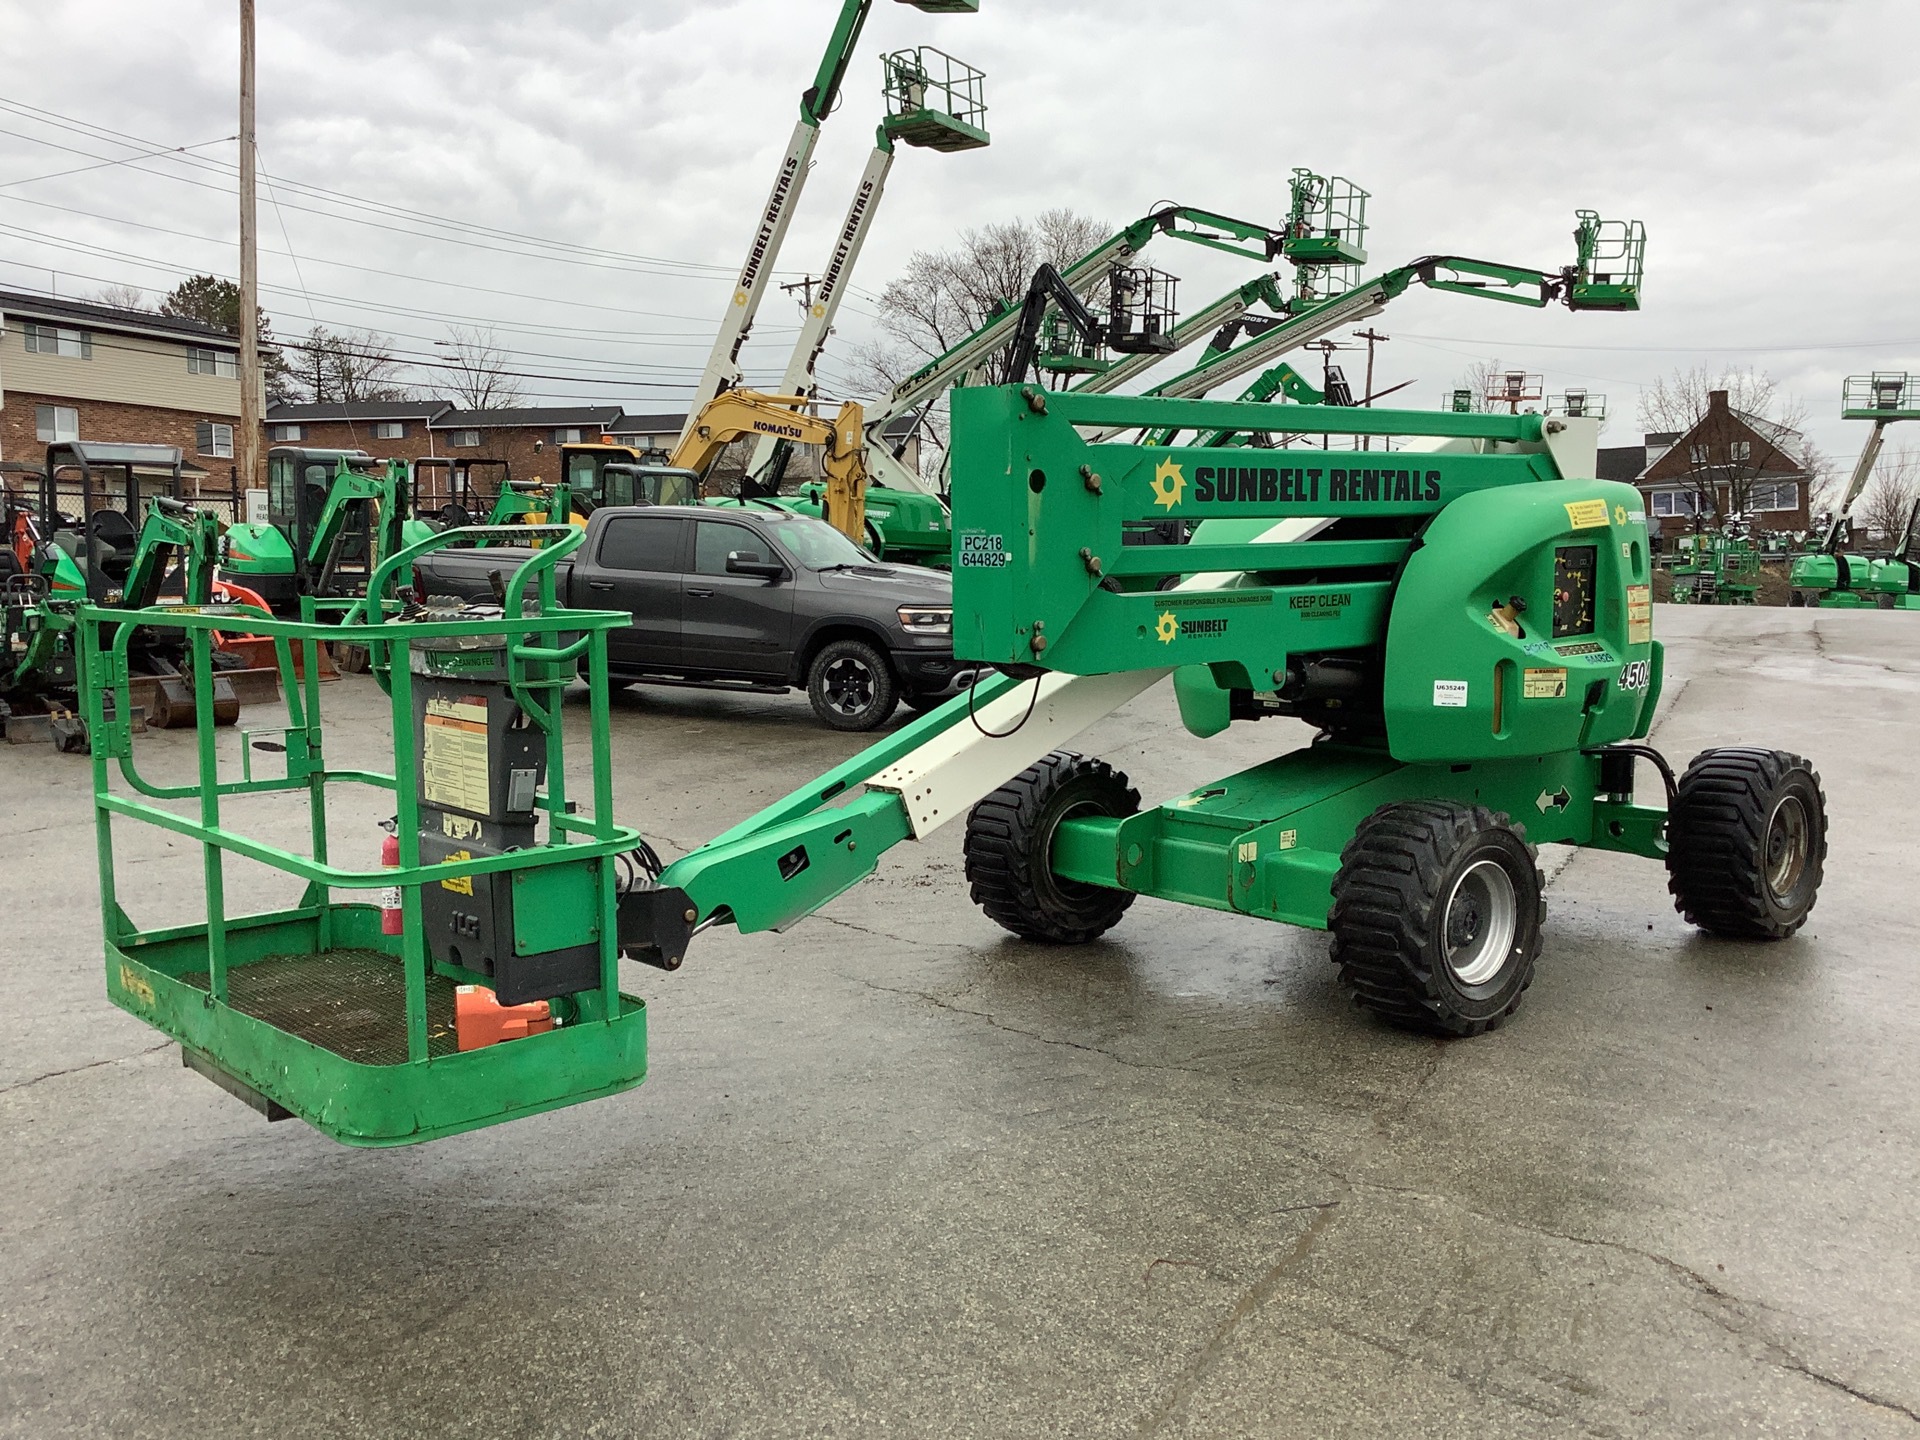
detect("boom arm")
(670, 390), (873, 544)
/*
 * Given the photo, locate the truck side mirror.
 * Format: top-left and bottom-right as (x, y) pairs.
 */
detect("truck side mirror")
(726, 551), (786, 581)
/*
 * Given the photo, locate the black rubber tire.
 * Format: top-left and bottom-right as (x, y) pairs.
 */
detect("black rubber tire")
(807, 637), (897, 731)
(1667, 747), (1826, 939)
(964, 750), (1140, 943)
(1329, 801), (1545, 1037)
(1788, 590), (1806, 608)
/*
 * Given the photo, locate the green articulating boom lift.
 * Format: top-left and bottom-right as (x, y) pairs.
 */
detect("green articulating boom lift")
(1791, 373), (1920, 608)
(223, 447), (438, 609)
(83, 386), (1826, 1145)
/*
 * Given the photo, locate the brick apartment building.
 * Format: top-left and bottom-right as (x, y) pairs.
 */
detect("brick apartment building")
(1597, 389), (1815, 543)
(0, 288), (261, 492)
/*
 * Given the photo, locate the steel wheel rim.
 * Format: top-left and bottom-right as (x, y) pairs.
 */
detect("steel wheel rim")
(1443, 858), (1518, 987)
(1764, 794), (1811, 901)
(823, 656), (876, 715)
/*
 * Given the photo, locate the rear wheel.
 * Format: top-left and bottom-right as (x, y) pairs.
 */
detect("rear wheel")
(1329, 802), (1544, 1036)
(964, 751), (1139, 943)
(1667, 748), (1826, 938)
(807, 638), (897, 731)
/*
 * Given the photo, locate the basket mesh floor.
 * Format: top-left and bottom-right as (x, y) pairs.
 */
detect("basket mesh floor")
(181, 949), (459, 1065)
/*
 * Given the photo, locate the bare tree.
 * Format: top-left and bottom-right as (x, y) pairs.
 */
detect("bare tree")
(848, 208), (1110, 471)
(1857, 446), (1920, 543)
(290, 326), (411, 405)
(1637, 365), (1813, 530)
(440, 325), (526, 409)
(92, 283), (151, 312)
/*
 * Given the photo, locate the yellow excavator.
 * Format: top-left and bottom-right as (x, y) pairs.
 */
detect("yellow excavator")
(666, 389), (873, 545)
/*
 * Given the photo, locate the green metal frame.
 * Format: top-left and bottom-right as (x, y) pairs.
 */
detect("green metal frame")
(86, 524), (653, 1146)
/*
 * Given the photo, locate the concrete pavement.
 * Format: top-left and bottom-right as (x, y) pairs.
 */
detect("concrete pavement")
(2, 606), (1915, 1437)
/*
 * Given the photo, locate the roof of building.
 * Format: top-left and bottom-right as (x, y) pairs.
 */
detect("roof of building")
(610, 412), (686, 433)
(266, 400), (452, 422)
(1596, 445), (1647, 484)
(0, 288), (240, 347)
(433, 406), (627, 430)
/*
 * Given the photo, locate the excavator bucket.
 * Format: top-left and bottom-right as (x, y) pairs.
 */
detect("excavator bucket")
(128, 672), (242, 730)
(897, 0), (978, 11)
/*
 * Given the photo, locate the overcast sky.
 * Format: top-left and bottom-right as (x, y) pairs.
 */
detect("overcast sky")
(2, 0), (1917, 462)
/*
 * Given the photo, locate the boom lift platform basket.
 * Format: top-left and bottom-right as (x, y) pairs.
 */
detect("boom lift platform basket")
(87, 526), (689, 1145)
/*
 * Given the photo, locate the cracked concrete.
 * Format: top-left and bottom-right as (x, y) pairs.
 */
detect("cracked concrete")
(1, 606), (1916, 1437)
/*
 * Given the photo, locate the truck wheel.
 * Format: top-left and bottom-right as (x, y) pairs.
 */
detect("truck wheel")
(1329, 802), (1544, 1036)
(1667, 748), (1825, 938)
(807, 638), (897, 731)
(964, 751), (1139, 943)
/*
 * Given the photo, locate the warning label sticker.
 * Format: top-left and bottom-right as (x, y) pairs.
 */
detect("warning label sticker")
(1523, 667), (1568, 699)
(422, 696), (490, 815)
(439, 848), (474, 895)
(1433, 680), (1469, 708)
(1564, 498), (1611, 530)
(1626, 584), (1653, 645)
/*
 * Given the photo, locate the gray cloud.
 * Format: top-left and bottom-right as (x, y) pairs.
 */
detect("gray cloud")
(2, 0), (1916, 458)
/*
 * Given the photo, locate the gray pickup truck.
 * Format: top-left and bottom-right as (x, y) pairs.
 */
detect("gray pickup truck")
(410, 504), (971, 730)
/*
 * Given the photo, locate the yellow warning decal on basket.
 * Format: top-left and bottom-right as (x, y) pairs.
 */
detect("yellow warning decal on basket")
(1563, 498), (1611, 530)
(1626, 584), (1653, 645)
(440, 848), (475, 895)
(422, 696), (490, 815)
(1523, 667), (1568, 699)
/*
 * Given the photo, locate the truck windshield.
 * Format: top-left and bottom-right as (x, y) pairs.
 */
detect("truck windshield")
(761, 514), (875, 570)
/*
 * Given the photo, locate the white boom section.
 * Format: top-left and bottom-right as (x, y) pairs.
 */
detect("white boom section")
(866, 231), (1142, 434)
(1071, 277), (1284, 399)
(682, 118), (825, 444)
(1835, 420), (1894, 520)
(749, 142), (899, 473)
(1080, 281), (1393, 443)
(866, 518), (1325, 838)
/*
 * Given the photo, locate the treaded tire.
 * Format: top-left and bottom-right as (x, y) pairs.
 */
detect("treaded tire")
(964, 750), (1139, 943)
(807, 637), (897, 732)
(1329, 802), (1544, 1037)
(1667, 747), (1826, 939)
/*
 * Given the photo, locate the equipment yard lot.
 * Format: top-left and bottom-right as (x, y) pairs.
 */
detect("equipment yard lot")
(3, 607), (1916, 1438)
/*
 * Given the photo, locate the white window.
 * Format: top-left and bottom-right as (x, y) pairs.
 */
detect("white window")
(35, 405), (79, 442)
(1649, 489), (1701, 518)
(553, 427), (585, 444)
(187, 346), (239, 378)
(269, 423), (303, 442)
(195, 421), (235, 459)
(1687, 443), (1709, 465)
(372, 421), (405, 441)
(24, 323), (92, 359)
(1747, 481), (1799, 512)
(447, 429), (480, 448)
(1730, 440), (1752, 462)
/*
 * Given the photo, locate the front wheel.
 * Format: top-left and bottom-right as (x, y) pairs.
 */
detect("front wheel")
(1329, 802), (1544, 1036)
(1667, 748), (1826, 938)
(807, 638), (897, 731)
(964, 751), (1139, 943)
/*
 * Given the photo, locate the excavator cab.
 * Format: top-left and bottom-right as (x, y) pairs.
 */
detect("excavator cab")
(413, 456), (514, 529)
(600, 464), (700, 509)
(40, 441), (186, 603)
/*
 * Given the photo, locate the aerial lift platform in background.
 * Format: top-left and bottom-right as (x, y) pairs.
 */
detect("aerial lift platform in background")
(1791, 374), (1920, 608)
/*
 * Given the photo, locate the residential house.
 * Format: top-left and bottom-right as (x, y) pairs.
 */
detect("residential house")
(1595, 390), (1813, 542)
(0, 288), (265, 492)
(429, 405), (628, 490)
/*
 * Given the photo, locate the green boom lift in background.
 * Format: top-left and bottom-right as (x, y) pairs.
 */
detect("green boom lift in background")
(1791, 373), (1920, 608)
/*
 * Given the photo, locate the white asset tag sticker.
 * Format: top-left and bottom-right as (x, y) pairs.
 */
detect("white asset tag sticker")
(1433, 680), (1469, 708)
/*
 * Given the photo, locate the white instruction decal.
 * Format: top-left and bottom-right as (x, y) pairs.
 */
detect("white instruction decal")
(1433, 680), (1469, 708)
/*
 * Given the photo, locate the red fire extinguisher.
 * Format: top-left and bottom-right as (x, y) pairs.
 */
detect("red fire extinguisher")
(380, 822), (403, 935)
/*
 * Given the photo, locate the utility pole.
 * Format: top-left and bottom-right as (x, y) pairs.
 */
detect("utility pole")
(238, 0), (260, 498)
(1353, 327), (1388, 449)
